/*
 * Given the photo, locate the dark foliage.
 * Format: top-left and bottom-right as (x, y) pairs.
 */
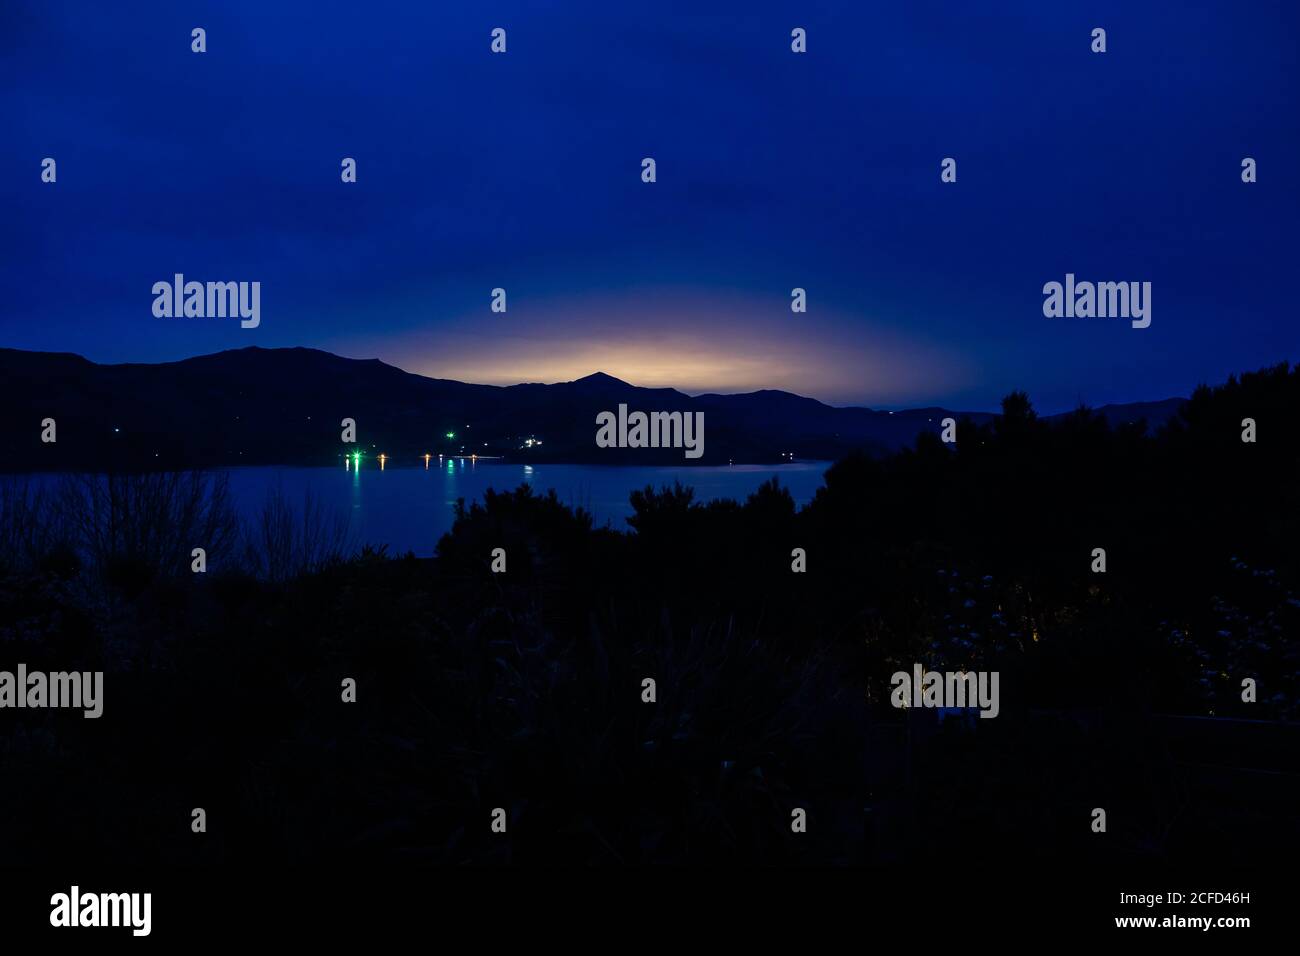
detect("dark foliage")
(1, 365), (1297, 865)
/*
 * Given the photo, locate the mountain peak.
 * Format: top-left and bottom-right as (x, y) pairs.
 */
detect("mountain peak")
(571, 371), (633, 387)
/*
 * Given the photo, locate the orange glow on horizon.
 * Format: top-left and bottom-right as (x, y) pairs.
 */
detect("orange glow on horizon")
(327, 291), (972, 405)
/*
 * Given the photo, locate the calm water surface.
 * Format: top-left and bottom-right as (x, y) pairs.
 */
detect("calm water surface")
(225, 461), (830, 557)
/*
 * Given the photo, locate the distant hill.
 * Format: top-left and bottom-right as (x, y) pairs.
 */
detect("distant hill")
(0, 347), (1185, 470)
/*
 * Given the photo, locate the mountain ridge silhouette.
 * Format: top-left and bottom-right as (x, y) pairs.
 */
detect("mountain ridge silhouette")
(0, 346), (1186, 469)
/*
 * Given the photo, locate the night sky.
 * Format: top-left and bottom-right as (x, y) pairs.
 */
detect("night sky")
(2, 0), (1296, 411)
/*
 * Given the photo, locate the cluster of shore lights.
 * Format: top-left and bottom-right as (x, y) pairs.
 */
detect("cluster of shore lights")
(426, 452), (478, 466)
(348, 450), (481, 471)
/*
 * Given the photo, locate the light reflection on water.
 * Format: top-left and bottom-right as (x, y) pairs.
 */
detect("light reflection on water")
(223, 461), (829, 557)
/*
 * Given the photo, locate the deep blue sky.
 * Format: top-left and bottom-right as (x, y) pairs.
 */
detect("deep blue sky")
(2, 0), (1296, 411)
